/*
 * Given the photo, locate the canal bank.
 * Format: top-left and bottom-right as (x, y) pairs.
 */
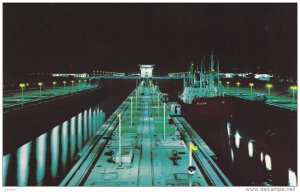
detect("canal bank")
(3, 80), (136, 186)
(3, 79), (135, 154)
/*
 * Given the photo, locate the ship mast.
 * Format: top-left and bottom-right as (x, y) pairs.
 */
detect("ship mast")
(210, 49), (215, 72)
(203, 57), (206, 87)
(200, 60), (203, 90)
(209, 50), (215, 96)
(217, 58), (220, 95)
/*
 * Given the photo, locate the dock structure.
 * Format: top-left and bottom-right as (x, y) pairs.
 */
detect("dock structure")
(60, 79), (232, 186)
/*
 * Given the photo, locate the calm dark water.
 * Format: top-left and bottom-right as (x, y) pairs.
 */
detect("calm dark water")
(184, 101), (297, 186)
(3, 105), (105, 186)
(160, 79), (297, 186)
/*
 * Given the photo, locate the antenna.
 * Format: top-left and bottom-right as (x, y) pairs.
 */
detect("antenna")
(203, 56), (206, 72)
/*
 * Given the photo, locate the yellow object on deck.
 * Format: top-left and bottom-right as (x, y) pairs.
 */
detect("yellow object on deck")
(190, 142), (198, 151)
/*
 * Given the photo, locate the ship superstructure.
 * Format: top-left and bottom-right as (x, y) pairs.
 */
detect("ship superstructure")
(178, 51), (234, 118)
(179, 51), (222, 104)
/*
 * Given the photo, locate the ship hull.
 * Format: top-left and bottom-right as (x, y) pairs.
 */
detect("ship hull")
(179, 96), (235, 119)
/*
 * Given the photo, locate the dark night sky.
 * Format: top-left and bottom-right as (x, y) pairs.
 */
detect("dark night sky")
(3, 3), (297, 78)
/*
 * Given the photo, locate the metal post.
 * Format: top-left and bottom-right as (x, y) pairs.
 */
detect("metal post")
(39, 86), (42, 97)
(136, 89), (138, 111)
(189, 142), (192, 167)
(21, 87), (24, 102)
(130, 97), (133, 126)
(292, 90), (295, 104)
(157, 92), (159, 117)
(163, 102), (166, 141)
(64, 84), (66, 93)
(188, 142), (194, 187)
(118, 113), (122, 166)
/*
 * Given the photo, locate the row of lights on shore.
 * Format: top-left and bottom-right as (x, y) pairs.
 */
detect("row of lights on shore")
(19, 79), (89, 88)
(18, 79), (91, 101)
(220, 81), (297, 92)
(92, 70), (125, 74)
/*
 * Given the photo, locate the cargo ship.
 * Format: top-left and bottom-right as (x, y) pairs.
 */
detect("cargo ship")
(178, 51), (235, 118)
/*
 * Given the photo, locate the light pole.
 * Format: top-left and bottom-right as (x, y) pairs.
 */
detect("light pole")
(290, 86), (297, 104)
(226, 81), (230, 90)
(52, 81), (57, 91)
(236, 82), (240, 95)
(157, 92), (160, 117)
(163, 102), (166, 141)
(63, 81), (66, 93)
(84, 79), (87, 88)
(130, 97), (133, 126)
(218, 80), (222, 95)
(266, 84), (273, 97)
(117, 113), (122, 166)
(38, 82), (43, 97)
(19, 83), (25, 102)
(135, 88), (138, 111)
(188, 141), (198, 183)
(249, 83), (254, 96)
(71, 80), (74, 92)
(189, 142), (198, 168)
(78, 80), (81, 90)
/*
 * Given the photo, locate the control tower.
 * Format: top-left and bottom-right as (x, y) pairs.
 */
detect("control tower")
(139, 64), (155, 78)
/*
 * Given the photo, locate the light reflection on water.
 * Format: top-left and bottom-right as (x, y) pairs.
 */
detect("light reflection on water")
(84, 110), (88, 143)
(51, 125), (59, 179)
(88, 108), (92, 138)
(17, 142), (31, 186)
(70, 116), (76, 161)
(226, 122), (231, 136)
(230, 148), (234, 163)
(288, 168), (297, 186)
(226, 122), (231, 146)
(265, 154), (272, 171)
(3, 154), (10, 185)
(36, 133), (47, 185)
(61, 120), (69, 173)
(260, 152), (264, 163)
(234, 130), (241, 149)
(223, 120), (296, 186)
(248, 140), (254, 158)
(3, 105), (105, 186)
(77, 113), (83, 151)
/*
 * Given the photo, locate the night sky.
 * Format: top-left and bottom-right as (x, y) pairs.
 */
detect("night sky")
(3, 3), (297, 79)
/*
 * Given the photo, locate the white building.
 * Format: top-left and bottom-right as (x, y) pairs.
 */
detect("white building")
(139, 64), (155, 78)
